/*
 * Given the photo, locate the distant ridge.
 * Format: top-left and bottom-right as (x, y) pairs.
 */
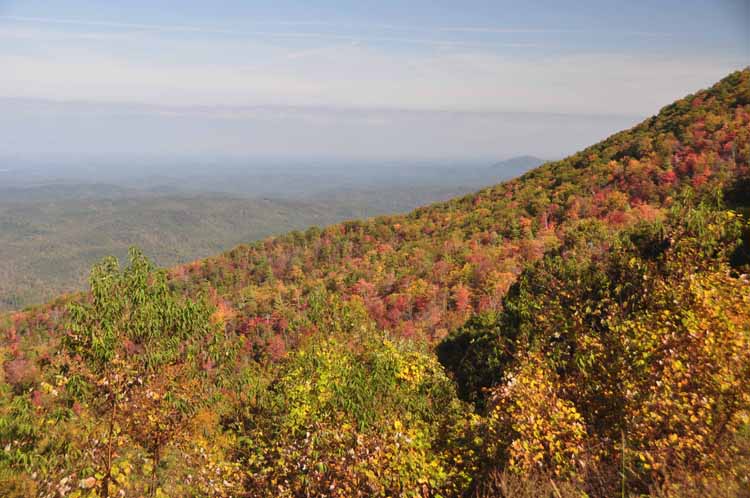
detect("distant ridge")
(490, 155), (545, 175)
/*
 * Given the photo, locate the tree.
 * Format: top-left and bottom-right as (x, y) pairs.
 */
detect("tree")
(64, 248), (223, 497)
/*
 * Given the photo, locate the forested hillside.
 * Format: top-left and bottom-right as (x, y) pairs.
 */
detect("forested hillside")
(0, 191), (336, 310)
(0, 156), (543, 312)
(1, 69), (748, 497)
(0, 170), (514, 311)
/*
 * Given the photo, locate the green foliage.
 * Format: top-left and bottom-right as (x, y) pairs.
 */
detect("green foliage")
(66, 247), (214, 371)
(458, 200), (750, 493)
(238, 293), (475, 496)
(437, 312), (513, 409)
(55, 248), (241, 497)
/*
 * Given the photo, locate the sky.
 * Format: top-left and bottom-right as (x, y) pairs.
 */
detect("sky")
(0, 0), (748, 161)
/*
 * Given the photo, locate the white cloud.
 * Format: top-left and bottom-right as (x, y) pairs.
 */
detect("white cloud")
(1, 39), (742, 116)
(0, 13), (744, 161)
(0, 17), (744, 117)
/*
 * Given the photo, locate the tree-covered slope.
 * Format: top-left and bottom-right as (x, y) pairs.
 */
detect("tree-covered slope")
(0, 69), (748, 497)
(170, 69), (749, 346)
(0, 173), (513, 312)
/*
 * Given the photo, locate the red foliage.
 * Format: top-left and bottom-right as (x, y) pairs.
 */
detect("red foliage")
(3, 358), (40, 388)
(452, 285), (471, 314)
(660, 170), (677, 185)
(267, 334), (287, 361)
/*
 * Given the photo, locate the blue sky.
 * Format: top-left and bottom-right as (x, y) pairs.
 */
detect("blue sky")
(0, 1), (747, 160)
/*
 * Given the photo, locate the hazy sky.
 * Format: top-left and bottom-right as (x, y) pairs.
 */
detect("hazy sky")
(0, 0), (747, 161)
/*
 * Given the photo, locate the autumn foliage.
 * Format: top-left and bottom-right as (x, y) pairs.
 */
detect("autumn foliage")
(0, 69), (749, 497)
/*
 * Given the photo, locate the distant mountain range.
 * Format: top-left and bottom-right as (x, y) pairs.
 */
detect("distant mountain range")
(491, 155), (546, 173)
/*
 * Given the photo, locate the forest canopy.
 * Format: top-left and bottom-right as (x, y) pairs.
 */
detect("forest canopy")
(1, 69), (749, 497)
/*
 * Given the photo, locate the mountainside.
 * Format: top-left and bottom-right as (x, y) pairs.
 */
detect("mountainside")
(170, 69), (749, 343)
(1, 69), (749, 497)
(0, 190), (431, 312)
(0, 157), (536, 312)
(0, 190), (339, 310)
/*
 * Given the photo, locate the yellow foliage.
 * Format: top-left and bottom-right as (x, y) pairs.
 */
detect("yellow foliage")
(486, 354), (586, 477)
